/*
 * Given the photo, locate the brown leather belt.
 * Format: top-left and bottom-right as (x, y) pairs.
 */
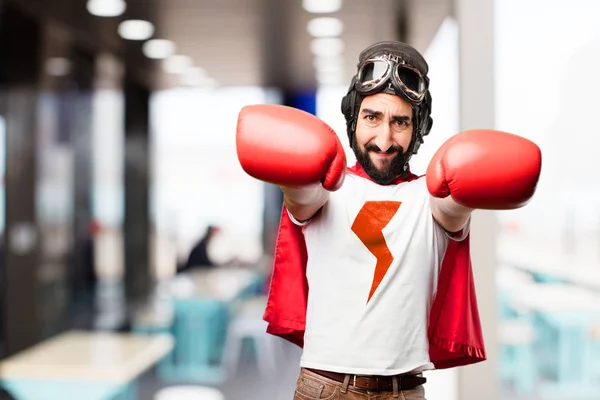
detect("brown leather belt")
(307, 368), (426, 392)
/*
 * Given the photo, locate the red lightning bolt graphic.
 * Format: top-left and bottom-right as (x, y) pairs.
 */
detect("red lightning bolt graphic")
(351, 201), (402, 303)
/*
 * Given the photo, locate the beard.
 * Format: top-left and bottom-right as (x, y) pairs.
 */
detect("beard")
(351, 136), (409, 185)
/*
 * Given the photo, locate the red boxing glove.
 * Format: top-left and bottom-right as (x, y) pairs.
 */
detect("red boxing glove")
(426, 129), (541, 209)
(236, 104), (346, 191)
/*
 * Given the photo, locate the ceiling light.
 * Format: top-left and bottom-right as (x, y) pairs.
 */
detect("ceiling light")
(181, 75), (218, 88)
(180, 67), (211, 86)
(143, 39), (176, 59)
(303, 0), (342, 13)
(307, 17), (343, 37)
(118, 20), (155, 41)
(45, 57), (72, 77)
(86, 0), (126, 17)
(317, 70), (343, 86)
(310, 38), (344, 57)
(163, 55), (193, 74)
(181, 67), (207, 84)
(202, 78), (219, 89)
(313, 55), (344, 72)
(188, 67), (207, 78)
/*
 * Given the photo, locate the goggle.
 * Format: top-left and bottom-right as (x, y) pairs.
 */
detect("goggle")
(355, 54), (428, 104)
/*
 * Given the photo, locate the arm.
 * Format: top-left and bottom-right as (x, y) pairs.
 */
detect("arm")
(430, 196), (472, 234)
(236, 104), (346, 223)
(283, 184), (329, 222)
(426, 129), (542, 233)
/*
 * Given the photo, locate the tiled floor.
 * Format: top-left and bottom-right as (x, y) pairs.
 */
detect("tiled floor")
(136, 347), (583, 400)
(139, 364), (599, 400)
(139, 336), (303, 400)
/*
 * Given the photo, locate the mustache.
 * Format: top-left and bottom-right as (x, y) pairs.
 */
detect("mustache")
(365, 143), (405, 154)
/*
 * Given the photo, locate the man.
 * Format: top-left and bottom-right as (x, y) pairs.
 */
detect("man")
(179, 225), (221, 272)
(236, 41), (541, 399)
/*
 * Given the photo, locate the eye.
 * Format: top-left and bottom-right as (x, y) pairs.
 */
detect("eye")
(365, 115), (377, 122)
(393, 119), (410, 128)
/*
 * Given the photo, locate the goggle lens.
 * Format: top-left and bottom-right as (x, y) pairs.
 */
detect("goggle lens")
(356, 56), (427, 103)
(358, 60), (389, 82)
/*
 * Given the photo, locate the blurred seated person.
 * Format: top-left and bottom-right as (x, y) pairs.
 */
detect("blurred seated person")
(178, 225), (222, 273)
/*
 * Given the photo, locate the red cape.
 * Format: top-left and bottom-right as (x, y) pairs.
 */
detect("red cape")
(263, 163), (486, 369)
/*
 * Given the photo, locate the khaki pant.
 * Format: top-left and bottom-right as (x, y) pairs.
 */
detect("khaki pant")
(294, 368), (426, 400)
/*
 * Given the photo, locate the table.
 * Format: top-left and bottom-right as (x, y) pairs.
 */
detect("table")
(0, 331), (174, 400)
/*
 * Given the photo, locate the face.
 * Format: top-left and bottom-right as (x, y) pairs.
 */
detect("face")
(352, 93), (414, 184)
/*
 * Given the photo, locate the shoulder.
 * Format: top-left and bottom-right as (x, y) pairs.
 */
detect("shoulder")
(395, 176), (428, 195)
(337, 171), (367, 191)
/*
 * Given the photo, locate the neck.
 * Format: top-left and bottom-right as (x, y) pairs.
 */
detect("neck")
(348, 162), (415, 185)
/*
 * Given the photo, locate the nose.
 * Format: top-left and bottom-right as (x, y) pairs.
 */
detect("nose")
(374, 123), (394, 153)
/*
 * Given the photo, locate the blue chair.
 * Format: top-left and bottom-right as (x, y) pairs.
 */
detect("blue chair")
(536, 310), (600, 397)
(499, 317), (537, 394)
(157, 298), (228, 384)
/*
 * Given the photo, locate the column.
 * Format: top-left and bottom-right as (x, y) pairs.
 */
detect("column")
(455, 0), (500, 399)
(68, 46), (96, 329)
(0, 2), (42, 356)
(123, 74), (151, 307)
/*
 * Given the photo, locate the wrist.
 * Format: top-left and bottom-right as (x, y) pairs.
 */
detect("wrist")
(282, 185), (329, 222)
(442, 195), (474, 216)
(282, 184), (326, 206)
(430, 195), (473, 233)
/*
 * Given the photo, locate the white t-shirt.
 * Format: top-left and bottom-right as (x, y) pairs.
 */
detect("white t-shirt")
(289, 174), (468, 376)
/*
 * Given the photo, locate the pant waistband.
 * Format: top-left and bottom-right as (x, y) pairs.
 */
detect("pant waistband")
(306, 368), (426, 392)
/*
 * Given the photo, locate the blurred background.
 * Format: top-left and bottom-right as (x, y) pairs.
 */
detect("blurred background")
(0, 0), (598, 399)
